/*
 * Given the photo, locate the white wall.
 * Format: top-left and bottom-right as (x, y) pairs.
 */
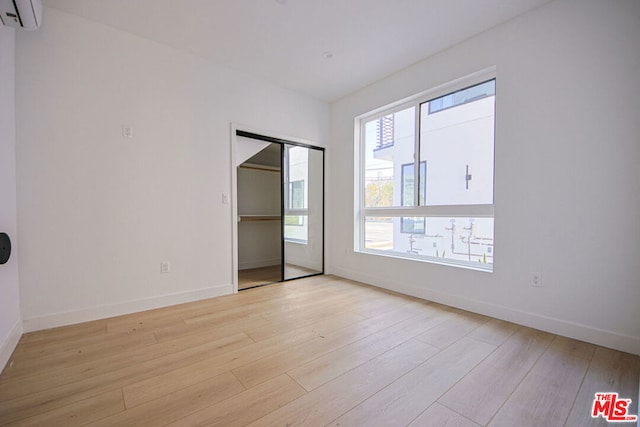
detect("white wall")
(15, 7), (329, 330)
(0, 26), (22, 370)
(330, 0), (640, 354)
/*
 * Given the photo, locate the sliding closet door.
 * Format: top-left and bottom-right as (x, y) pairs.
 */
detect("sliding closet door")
(283, 144), (323, 280)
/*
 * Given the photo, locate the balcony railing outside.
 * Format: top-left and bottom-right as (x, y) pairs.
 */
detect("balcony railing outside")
(374, 115), (394, 151)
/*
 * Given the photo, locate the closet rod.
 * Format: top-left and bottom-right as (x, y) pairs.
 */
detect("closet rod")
(239, 163), (280, 173)
(238, 215), (281, 222)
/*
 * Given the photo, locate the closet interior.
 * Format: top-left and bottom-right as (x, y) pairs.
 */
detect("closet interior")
(236, 134), (324, 290)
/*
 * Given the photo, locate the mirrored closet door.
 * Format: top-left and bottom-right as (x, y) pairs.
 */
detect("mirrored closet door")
(283, 144), (324, 280)
(235, 131), (324, 289)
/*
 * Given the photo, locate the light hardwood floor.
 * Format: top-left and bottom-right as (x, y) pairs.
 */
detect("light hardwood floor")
(238, 265), (282, 290)
(0, 275), (637, 426)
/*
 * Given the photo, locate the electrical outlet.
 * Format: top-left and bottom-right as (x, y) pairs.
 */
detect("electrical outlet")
(532, 272), (542, 287)
(122, 125), (133, 138)
(160, 261), (170, 274)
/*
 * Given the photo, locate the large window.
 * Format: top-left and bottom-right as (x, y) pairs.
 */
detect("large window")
(358, 72), (495, 271)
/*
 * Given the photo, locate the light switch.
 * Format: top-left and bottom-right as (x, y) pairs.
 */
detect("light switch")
(160, 261), (170, 274)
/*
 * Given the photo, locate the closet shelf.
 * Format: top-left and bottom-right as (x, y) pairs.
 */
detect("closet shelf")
(239, 163), (280, 173)
(238, 215), (281, 222)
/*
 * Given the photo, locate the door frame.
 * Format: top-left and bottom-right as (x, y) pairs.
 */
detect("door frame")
(230, 123), (325, 293)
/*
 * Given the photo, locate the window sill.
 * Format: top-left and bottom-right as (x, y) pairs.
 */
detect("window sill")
(356, 248), (493, 273)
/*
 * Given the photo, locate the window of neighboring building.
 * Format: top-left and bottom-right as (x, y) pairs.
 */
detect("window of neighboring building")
(428, 80), (496, 114)
(284, 147), (308, 242)
(288, 180), (304, 209)
(401, 217), (426, 235)
(357, 71), (495, 271)
(401, 161), (426, 206)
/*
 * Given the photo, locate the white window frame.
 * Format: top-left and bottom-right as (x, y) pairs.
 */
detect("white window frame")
(354, 67), (496, 271)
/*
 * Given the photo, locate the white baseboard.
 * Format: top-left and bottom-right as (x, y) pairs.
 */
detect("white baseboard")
(0, 320), (23, 373)
(22, 284), (233, 333)
(331, 267), (640, 355)
(238, 258), (280, 271)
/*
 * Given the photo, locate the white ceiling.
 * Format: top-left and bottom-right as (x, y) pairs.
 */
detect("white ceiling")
(44, 0), (552, 102)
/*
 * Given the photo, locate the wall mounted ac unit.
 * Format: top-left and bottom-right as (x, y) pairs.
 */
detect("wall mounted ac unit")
(0, 0), (42, 30)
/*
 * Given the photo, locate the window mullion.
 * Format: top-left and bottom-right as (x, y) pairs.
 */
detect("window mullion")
(359, 119), (367, 251)
(413, 103), (421, 207)
(362, 204), (494, 217)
